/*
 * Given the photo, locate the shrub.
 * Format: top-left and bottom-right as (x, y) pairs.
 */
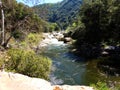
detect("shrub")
(27, 33), (41, 45)
(19, 33), (42, 49)
(0, 58), (4, 70)
(90, 82), (120, 90)
(0, 52), (8, 70)
(6, 49), (52, 80)
(91, 82), (109, 90)
(13, 30), (26, 41)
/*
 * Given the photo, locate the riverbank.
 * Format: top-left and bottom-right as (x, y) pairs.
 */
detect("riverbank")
(0, 32), (119, 90)
(0, 32), (94, 90)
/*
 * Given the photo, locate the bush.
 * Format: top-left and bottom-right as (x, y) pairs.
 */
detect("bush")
(27, 33), (42, 45)
(13, 30), (26, 41)
(5, 49), (52, 80)
(19, 33), (42, 49)
(91, 82), (120, 90)
(0, 58), (4, 70)
(0, 52), (8, 70)
(91, 82), (109, 90)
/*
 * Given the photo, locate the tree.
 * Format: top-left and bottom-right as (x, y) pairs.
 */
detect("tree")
(0, 0), (5, 45)
(0, 0), (42, 48)
(73, 0), (120, 45)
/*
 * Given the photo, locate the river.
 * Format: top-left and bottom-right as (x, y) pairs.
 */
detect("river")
(40, 38), (120, 86)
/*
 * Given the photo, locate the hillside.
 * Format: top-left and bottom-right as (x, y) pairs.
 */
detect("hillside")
(34, 0), (82, 29)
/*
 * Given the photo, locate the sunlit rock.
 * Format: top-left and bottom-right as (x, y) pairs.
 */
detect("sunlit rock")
(53, 85), (93, 90)
(0, 71), (52, 90)
(0, 71), (94, 90)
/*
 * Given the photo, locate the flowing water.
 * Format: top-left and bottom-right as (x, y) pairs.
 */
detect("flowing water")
(41, 39), (120, 85)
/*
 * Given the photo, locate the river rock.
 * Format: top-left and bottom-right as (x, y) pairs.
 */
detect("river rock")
(0, 71), (94, 90)
(53, 85), (93, 90)
(64, 37), (72, 43)
(0, 71), (52, 90)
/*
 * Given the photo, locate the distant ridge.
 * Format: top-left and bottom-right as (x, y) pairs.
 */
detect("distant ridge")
(34, 0), (82, 29)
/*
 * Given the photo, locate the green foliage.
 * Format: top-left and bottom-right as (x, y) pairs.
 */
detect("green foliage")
(0, 51), (10, 70)
(91, 82), (120, 90)
(27, 33), (41, 45)
(13, 30), (26, 40)
(19, 33), (42, 49)
(0, 0), (50, 47)
(6, 49), (52, 80)
(34, 0), (82, 29)
(0, 57), (4, 69)
(49, 23), (60, 32)
(91, 82), (109, 90)
(70, 0), (120, 45)
(0, 0), (52, 81)
(68, 19), (85, 30)
(43, 22), (60, 32)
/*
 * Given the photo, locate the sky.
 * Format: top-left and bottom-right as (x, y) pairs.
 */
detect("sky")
(16, 0), (63, 7)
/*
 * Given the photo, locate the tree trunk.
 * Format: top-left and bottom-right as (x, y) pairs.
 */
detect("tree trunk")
(2, 34), (12, 48)
(0, 0), (5, 45)
(1, 8), (5, 45)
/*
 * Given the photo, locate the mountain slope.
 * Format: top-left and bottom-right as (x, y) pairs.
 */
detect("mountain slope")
(34, 0), (82, 29)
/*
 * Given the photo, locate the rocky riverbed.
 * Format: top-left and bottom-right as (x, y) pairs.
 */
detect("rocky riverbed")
(38, 32), (72, 48)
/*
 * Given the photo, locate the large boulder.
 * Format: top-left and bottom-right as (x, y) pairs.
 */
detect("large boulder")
(64, 37), (72, 43)
(0, 71), (94, 90)
(0, 71), (52, 90)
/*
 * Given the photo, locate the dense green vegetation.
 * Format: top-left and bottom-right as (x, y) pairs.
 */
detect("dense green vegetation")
(0, 0), (52, 80)
(70, 0), (120, 45)
(91, 82), (120, 90)
(66, 0), (120, 82)
(0, 33), (52, 80)
(64, 0), (120, 57)
(66, 0), (120, 79)
(34, 0), (82, 29)
(0, 0), (56, 48)
(6, 49), (51, 80)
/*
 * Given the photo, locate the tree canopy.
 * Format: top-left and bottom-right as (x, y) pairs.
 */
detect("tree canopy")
(0, 0), (49, 47)
(70, 0), (120, 45)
